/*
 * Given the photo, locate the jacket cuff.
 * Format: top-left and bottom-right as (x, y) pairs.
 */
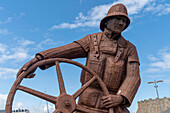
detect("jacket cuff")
(35, 53), (44, 61)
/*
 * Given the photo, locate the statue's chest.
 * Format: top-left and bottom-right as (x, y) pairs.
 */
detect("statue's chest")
(87, 35), (126, 90)
(99, 37), (118, 56)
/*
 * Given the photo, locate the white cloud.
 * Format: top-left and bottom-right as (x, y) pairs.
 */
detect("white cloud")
(0, 94), (7, 101)
(145, 3), (170, 16)
(14, 12), (26, 19)
(11, 48), (31, 61)
(146, 48), (170, 74)
(20, 12), (26, 16)
(158, 4), (170, 16)
(50, 4), (111, 30)
(19, 39), (35, 46)
(0, 12), (25, 25)
(148, 55), (158, 61)
(0, 43), (32, 63)
(129, 109), (137, 113)
(0, 93), (24, 110)
(0, 47), (31, 62)
(164, 79), (170, 84)
(0, 93), (7, 109)
(50, 0), (170, 30)
(43, 104), (55, 113)
(25, 102), (55, 113)
(4, 17), (12, 24)
(13, 102), (23, 109)
(144, 68), (161, 73)
(80, 0), (87, 5)
(0, 93), (53, 112)
(115, 0), (155, 15)
(146, 74), (165, 78)
(0, 67), (18, 79)
(0, 38), (63, 64)
(50, 3), (111, 30)
(0, 29), (9, 35)
(37, 39), (63, 49)
(30, 27), (39, 32)
(0, 43), (7, 53)
(0, 17), (13, 25)
(151, 62), (166, 69)
(150, 51), (170, 70)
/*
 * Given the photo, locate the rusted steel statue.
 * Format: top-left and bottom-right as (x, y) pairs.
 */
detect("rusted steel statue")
(6, 3), (141, 113)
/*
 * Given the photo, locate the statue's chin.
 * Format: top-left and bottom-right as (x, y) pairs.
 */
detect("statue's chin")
(112, 30), (122, 34)
(110, 28), (123, 34)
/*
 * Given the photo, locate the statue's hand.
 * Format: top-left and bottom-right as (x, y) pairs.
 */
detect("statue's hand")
(102, 94), (123, 108)
(17, 57), (39, 78)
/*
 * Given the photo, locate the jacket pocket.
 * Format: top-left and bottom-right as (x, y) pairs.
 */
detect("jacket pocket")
(78, 87), (100, 107)
(83, 53), (106, 87)
(103, 57), (125, 91)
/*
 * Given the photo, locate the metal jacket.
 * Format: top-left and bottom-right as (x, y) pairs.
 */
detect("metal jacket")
(36, 32), (141, 113)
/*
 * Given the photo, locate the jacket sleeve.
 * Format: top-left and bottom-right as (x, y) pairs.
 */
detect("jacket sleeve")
(35, 35), (90, 70)
(117, 44), (141, 107)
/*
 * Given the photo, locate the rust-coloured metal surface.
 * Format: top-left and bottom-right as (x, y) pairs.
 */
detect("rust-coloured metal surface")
(5, 58), (113, 113)
(6, 3), (141, 113)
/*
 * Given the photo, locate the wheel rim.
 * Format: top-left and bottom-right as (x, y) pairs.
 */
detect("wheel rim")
(5, 58), (112, 113)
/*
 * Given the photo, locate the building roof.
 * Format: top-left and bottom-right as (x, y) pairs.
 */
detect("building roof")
(0, 109), (30, 113)
(163, 108), (170, 113)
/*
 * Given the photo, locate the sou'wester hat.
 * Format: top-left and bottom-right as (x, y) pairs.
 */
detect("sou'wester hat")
(100, 3), (130, 31)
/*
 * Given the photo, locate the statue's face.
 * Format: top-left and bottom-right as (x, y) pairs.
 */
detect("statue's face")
(106, 16), (127, 34)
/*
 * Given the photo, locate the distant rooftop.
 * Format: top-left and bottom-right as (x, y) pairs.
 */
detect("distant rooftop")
(0, 109), (30, 113)
(163, 108), (170, 113)
(137, 97), (170, 113)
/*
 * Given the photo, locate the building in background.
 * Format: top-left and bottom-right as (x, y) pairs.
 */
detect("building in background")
(163, 108), (170, 113)
(137, 97), (170, 113)
(0, 109), (30, 113)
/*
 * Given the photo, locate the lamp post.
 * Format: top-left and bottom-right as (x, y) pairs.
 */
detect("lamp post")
(44, 91), (49, 113)
(148, 80), (163, 113)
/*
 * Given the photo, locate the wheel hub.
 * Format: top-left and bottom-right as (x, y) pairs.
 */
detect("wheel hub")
(55, 94), (76, 113)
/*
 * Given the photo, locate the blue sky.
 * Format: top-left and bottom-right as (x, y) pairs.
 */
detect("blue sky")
(0, 0), (170, 113)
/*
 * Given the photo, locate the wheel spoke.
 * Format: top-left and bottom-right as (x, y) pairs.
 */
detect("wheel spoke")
(75, 105), (108, 113)
(109, 108), (114, 113)
(75, 105), (93, 113)
(55, 61), (66, 95)
(72, 76), (96, 99)
(17, 85), (56, 104)
(53, 109), (62, 113)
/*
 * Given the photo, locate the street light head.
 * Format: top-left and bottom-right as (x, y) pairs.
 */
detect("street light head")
(156, 80), (163, 83)
(148, 82), (154, 84)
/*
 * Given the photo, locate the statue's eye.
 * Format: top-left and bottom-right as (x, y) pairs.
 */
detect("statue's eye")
(116, 18), (121, 21)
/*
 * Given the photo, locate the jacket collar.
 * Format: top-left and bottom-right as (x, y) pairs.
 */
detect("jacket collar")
(103, 29), (128, 48)
(117, 36), (128, 48)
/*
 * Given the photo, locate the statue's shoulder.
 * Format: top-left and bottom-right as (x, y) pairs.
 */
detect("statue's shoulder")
(124, 39), (139, 60)
(120, 36), (136, 49)
(86, 32), (103, 44)
(87, 32), (104, 41)
(90, 32), (103, 37)
(126, 40), (137, 49)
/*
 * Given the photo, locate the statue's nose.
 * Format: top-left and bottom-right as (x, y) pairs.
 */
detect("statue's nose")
(119, 19), (124, 26)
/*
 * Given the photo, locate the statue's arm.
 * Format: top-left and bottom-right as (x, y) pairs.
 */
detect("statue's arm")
(36, 42), (88, 70)
(36, 42), (87, 60)
(36, 35), (90, 70)
(117, 45), (141, 107)
(36, 34), (91, 61)
(17, 35), (91, 77)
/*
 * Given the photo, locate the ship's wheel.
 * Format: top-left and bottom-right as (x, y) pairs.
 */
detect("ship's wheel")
(5, 58), (114, 113)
